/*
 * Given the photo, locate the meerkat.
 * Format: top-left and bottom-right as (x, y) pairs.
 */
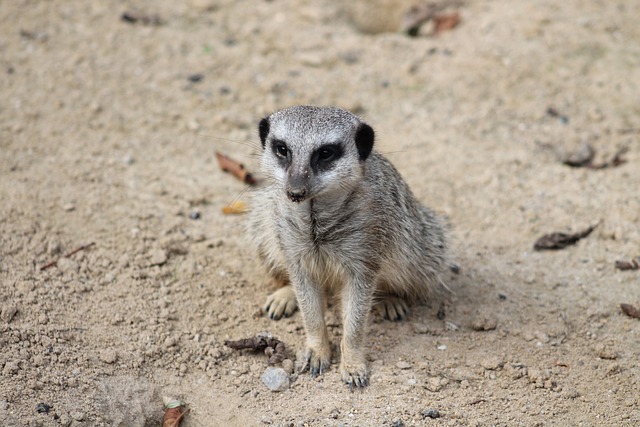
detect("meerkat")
(246, 105), (451, 388)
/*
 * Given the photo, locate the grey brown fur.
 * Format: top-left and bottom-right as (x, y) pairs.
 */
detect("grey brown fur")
(246, 105), (451, 388)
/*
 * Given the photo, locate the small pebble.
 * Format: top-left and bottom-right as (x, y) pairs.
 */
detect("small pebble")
(0, 400), (8, 411)
(471, 313), (498, 331)
(189, 211), (201, 220)
(261, 367), (290, 392)
(70, 411), (85, 421)
(149, 249), (168, 266)
(35, 403), (50, 414)
(47, 239), (62, 255)
(425, 377), (446, 392)
(187, 73), (204, 83)
(58, 414), (71, 427)
(396, 361), (411, 370)
(562, 387), (580, 399)
(1, 305), (18, 323)
(480, 355), (503, 370)
(391, 419), (405, 427)
(38, 313), (49, 325)
(57, 258), (80, 274)
(594, 343), (617, 360)
(411, 322), (429, 334)
(3, 360), (20, 375)
(100, 349), (118, 364)
(422, 408), (441, 419)
(281, 358), (294, 375)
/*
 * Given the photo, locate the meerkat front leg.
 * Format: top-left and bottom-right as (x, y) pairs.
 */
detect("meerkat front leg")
(292, 269), (331, 377)
(339, 276), (375, 388)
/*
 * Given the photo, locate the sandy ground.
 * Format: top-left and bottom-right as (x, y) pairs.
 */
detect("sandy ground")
(1, 0), (639, 426)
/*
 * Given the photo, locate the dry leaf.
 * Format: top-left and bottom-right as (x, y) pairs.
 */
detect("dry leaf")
(533, 223), (598, 251)
(162, 399), (189, 427)
(620, 303), (640, 319)
(222, 200), (248, 215)
(433, 12), (460, 35)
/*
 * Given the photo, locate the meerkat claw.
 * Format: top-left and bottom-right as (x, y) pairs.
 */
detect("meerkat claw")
(302, 346), (330, 378)
(375, 297), (409, 321)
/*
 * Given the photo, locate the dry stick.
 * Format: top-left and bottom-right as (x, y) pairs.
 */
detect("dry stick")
(215, 151), (257, 185)
(39, 242), (96, 271)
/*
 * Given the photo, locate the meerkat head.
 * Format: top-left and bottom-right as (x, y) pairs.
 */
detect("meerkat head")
(258, 105), (375, 203)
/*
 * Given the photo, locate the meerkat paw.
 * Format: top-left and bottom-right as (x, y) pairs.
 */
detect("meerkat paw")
(374, 296), (409, 321)
(263, 286), (298, 320)
(300, 344), (331, 378)
(340, 360), (369, 389)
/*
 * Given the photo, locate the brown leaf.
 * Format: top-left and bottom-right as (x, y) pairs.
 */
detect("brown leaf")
(615, 257), (639, 271)
(401, 0), (464, 36)
(162, 401), (189, 427)
(433, 12), (460, 35)
(620, 303), (640, 319)
(533, 223), (598, 251)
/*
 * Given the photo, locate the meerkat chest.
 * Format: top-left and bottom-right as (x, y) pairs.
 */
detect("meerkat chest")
(276, 201), (366, 251)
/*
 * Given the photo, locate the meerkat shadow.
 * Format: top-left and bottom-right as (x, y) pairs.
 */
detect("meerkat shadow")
(402, 255), (506, 336)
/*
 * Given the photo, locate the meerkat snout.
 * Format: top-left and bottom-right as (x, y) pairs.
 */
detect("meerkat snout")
(286, 188), (307, 203)
(286, 168), (310, 203)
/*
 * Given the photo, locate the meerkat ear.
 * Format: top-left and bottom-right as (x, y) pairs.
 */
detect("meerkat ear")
(355, 123), (374, 161)
(259, 117), (270, 149)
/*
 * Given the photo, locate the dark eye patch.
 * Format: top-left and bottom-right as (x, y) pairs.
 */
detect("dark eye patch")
(311, 144), (343, 172)
(271, 139), (291, 167)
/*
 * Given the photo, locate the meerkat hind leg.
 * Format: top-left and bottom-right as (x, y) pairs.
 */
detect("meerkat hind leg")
(374, 296), (410, 321)
(264, 285), (298, 320)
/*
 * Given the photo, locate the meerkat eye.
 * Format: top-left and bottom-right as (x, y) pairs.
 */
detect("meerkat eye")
(272, 141), (289, 159)
(318, 147), (336, 162)
(312, 144), (344, 171)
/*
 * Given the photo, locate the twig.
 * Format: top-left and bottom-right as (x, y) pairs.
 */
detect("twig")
(39, 242), (95, 271)
(225, 333), (286, 365)
(215, 152), (257, 185)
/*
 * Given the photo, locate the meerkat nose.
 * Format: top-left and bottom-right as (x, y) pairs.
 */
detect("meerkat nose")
(287, 188), (307, 203)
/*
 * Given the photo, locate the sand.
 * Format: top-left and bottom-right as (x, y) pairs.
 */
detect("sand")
(1, 0), (639, 425)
